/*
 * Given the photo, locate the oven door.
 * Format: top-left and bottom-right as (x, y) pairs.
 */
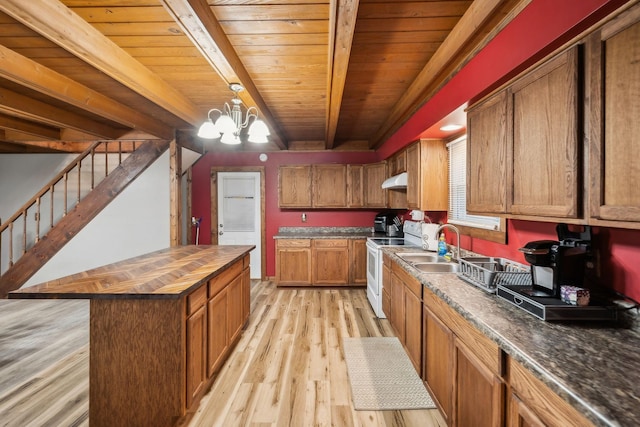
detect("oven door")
(366, 240), (386, 318)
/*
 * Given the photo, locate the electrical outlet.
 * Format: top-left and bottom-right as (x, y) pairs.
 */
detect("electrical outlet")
(302, 213), (307, 223)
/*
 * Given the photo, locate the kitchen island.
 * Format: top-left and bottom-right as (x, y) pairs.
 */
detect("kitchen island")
(9, 245), (254, 427)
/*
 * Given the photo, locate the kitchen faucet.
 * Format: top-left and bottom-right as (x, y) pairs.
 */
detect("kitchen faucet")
(435, 223), (461, 261)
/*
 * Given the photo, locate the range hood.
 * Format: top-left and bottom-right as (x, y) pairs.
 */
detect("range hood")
(381, 172), (408, 189)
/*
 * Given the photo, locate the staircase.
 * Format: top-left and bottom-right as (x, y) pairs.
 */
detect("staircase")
(0, 140), (170, 297)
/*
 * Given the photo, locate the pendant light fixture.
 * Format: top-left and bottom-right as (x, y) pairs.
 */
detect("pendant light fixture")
(197, 83), (270, 144)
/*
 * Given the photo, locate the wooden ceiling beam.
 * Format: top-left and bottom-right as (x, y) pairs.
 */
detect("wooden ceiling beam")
(370, 0), (531, 148)
(0, 87), (126, 140)
(0, 0), (202, 126)
(0, 45), (174, 140)
(326, 0), (359, 149)
(159, 0), (287, 150)
(0, 112), (60, 140)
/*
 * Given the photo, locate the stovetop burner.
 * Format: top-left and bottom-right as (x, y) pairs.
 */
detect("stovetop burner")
(368, 237), (407, 246)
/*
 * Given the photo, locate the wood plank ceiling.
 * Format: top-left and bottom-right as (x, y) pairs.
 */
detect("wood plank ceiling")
(0, 0), (526, 153)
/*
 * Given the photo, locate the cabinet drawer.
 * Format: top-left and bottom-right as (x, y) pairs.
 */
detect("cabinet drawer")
(424, 287), (501, 375)
(277, 239), (311, 248)
(187, 285), (207, 315)
(313, 239), (348, 248)
(209, 261), (242, 298)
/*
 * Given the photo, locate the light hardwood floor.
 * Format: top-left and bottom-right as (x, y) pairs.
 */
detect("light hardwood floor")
(0, 282), (445, 427)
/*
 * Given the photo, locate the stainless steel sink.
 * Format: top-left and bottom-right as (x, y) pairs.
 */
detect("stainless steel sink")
(413, 262), (459, 273)
(398, 253), (443, 263)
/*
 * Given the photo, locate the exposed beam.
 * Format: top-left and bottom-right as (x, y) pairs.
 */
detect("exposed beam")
(159, 0), (287, 150)
(0, 112), (60, 140)
(326, 0), (359, 149)
(0, 0), (202, 126)
(370, 0), (531, 148)
(0, 87), (127, 139)
(0, 45), (174, 140)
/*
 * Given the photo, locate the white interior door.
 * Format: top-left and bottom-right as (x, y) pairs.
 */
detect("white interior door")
(217, 172), (261, 279)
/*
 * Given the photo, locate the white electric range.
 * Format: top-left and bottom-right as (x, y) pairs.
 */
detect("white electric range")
(365, 220), (423, 318)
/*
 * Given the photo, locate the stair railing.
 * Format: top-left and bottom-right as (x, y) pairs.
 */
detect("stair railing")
(0, 141), (136, 277)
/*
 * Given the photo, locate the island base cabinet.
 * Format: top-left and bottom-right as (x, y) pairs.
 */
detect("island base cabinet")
(90, 299), (183, 427)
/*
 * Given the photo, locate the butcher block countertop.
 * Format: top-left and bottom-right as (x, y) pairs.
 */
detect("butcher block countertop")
(9, 245), (254, 300)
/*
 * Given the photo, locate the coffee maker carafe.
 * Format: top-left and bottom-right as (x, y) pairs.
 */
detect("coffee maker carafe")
(519, 224), (591, 298)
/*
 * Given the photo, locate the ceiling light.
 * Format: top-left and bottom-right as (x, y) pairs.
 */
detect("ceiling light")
(198, 83), (270, 144)
(440, 124), (464, 132)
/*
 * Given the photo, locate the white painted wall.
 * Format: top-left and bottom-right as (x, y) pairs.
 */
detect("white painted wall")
(23, 152), (171, 287)
(0, 153), (76, 221)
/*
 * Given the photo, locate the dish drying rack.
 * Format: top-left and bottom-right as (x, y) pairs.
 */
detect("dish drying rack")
(458, 257), (531, 293)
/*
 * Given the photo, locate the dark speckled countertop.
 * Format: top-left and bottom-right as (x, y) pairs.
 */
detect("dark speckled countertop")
(273, 226), (381, 239)
(384, 247), (640, 427)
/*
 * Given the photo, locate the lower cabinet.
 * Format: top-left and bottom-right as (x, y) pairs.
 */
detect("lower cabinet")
(423, 285), (504, 426)
(184, 256), (250, 415)
(313, 239), (349, 284)
(387, 256), (423, 375)
(507, 357), (593, 427)
(186, 286), (207, 408)
(276, 238), (366, 286)
(276, 239), (312, 285)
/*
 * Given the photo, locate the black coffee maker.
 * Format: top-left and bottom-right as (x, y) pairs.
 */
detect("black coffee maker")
(518, 224), (591, 298)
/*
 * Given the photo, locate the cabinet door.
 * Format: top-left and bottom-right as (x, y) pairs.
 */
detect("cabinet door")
(207, 288), (228, 377)
(276, 240), (311, 285)
(363, 162), (387, 208)
(508, 392), (546, 427)
(313, 164), (347, 207)
(589, 10), (640, 224)
(406, 140), (448, 211)
(186, 305), (206, 409)
(455, 339), (504, 427)
(279, 165), (312, 208)
(423, 306), (454, 424)
(382, 261), (392, 318)
(242, 258), (250, 324)
(467, 90), (509, 214)
(227, 275), (243, 344)
(404, 286), (422, 375)
(313, 239), (349, 285)
(349, 239), (367, 285)
(347, 164), (365, 208)
(406, 143), (420, 209)
(509, 47), (580, 218)
(390, 272), (405, 342)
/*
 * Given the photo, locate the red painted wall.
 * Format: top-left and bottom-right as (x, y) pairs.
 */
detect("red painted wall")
(190, 150), (384, 278)
(190, 0), (640, 302)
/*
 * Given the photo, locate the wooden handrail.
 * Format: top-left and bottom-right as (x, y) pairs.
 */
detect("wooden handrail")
(0, 141), (135, 275)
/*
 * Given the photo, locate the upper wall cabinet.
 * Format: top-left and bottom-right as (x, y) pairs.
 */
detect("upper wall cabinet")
(279, 163), (387, 209)
(466, 90), (509, 214)
(406, 140), (449, 211)
(313, 164), (347, 208)
(510, 46), (581, 218)
(279, 165), (312, 208)
(588, 5), (640, 227)
(467, 46), (581, 220)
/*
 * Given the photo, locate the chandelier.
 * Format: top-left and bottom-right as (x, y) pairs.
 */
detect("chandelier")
(197, 83), (270, 144)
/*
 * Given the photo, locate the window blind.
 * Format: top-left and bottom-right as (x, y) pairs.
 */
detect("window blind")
(448, 137), (501, 230)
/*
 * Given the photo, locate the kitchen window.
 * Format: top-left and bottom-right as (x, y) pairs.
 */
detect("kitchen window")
(447, 136), (506, 243)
